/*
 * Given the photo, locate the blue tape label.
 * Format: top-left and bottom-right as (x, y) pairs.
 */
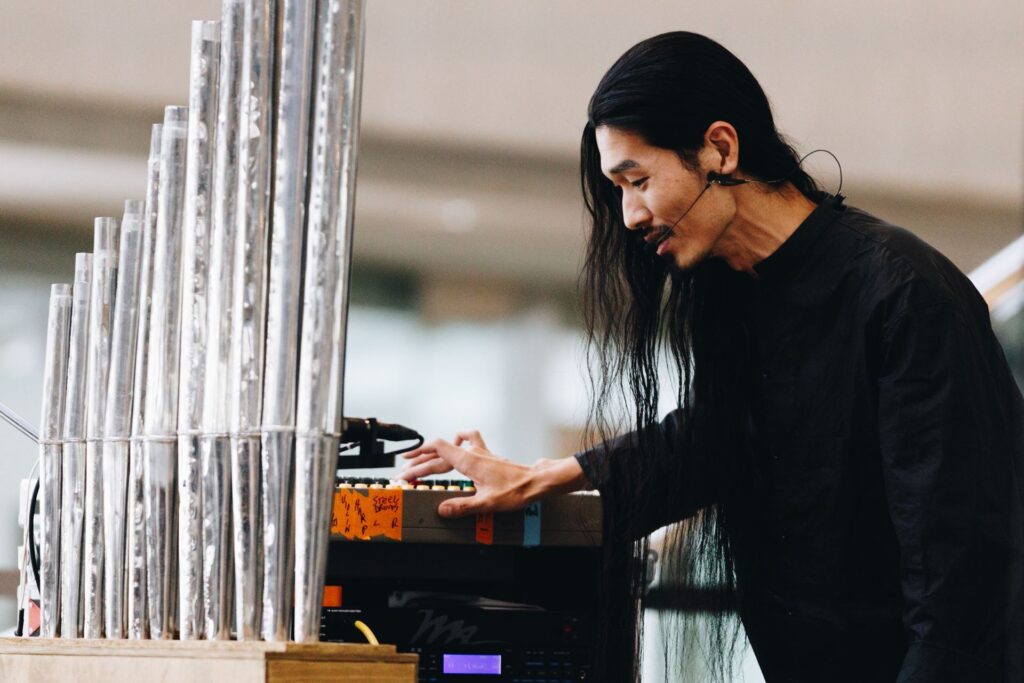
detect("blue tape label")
(523, 501), (541, 547)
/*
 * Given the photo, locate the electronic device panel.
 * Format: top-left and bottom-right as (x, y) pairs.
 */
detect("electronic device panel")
(330, 478), (602, 547)
(322, 479), (602, 681)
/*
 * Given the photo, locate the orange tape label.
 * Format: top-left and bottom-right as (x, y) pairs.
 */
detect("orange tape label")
(475, 512), (494, 545)
(331, 488), (403, 541)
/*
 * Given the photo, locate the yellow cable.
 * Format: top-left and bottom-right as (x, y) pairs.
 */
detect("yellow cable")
(353, 619), (379, 646)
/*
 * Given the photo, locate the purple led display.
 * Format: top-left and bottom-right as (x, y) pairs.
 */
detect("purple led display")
(442, 654), (502, 675)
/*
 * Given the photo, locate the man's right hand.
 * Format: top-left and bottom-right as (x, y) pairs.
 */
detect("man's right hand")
(399, 429), (589, 518)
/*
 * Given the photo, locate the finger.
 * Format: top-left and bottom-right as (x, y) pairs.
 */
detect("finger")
(401, 456), (450, 479)
(403, 451), (443, 469)
(453, 429), (487, 450)
(401, 437), (451, 461)
(438, 493), (492, 519)
(417, 438), (478, 475)
(402, 445), (437, 460)
(401, 457), (454, 481)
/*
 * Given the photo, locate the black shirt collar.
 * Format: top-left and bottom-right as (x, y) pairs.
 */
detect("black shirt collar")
(753, 193), (846, 283)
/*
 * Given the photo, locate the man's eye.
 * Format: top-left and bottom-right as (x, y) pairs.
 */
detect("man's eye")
(631, 177), (648, 189)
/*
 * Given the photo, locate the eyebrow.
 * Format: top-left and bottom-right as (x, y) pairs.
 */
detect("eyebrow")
(607, 159), (640, 176)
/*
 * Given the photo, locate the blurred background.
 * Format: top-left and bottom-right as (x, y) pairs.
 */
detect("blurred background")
(0, 1), (1020, 678)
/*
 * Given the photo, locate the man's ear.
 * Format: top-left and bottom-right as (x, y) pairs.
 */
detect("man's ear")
(704, 121), (740, 175)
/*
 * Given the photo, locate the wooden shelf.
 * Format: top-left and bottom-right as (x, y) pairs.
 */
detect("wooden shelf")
(0, 638), (418, 682)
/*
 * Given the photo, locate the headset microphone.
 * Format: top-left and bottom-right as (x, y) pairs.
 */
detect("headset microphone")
(647, 149), (843, 252)
(706, 171), (748, 187)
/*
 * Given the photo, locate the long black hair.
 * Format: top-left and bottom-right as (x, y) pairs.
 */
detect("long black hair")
(579, 32), (820, 681)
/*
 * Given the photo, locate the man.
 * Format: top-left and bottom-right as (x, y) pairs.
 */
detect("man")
(401, 32), (1024, 682)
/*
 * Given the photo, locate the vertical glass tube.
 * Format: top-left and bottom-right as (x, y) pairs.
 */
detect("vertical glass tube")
(101, 200), (145, 639)
(83, 216), (121, 639)
(143, 106), (189, 639)
(60, 252), (92, 638)
(293, 0), (365, 642)
(260, 0), (316, 641)
(229, 0), (276, 640)
(200, 0), (245, 641)
(39, 284), (72, 637)
(126, 124), (163, 640)
(177, 19), (222, 640)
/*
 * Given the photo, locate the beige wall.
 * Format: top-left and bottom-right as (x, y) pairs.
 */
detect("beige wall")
(0, 0), (1021, 285)
(3, 2), (1022, 196)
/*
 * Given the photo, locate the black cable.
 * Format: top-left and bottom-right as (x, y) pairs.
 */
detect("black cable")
(336, 418), (424, 472)
(738, 148), (844, 195)
(650, 179), (716, 247)
(14, 477), (39, 638)
(337, 435), (425, 458)
(28, 478), (40, 594)
(385, 435), (425, 458)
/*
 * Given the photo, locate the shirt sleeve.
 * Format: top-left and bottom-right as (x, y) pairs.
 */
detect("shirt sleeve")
(574, 407), (713, 539)
(877, 295), (1024, 682)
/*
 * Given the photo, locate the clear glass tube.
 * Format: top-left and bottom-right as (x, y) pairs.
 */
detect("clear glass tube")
(228, 0), (276, 639)
(200, 0), (246, 640)
(260, 0), (316, 641)
(126, 124), (162, 640)
(177, 19), (222, 640)
(143, 106), (189, 639)
(293, 0), (365, 642)
(82, 216), (121, 639)
(101, 200), (145, 639)
(39, 283), (72, 637)
(60, 253), (91, 638)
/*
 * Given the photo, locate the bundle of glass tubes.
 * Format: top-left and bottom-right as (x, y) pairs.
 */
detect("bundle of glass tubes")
(32, 0), (365, 642)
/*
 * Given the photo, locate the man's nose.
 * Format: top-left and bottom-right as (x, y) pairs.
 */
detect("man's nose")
(622, 193), (652, 231)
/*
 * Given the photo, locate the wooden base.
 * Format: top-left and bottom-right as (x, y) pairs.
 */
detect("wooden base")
(0, 638), (418, 682)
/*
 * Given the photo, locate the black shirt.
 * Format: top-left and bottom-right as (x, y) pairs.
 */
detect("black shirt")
(577, 195), (1024, 682)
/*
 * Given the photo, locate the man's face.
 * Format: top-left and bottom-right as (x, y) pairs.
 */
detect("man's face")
(596, 125), (732, 271)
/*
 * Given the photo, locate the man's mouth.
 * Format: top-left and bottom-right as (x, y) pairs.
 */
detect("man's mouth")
(642, 227), (674, 258)
(647, 227), (673, 246)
